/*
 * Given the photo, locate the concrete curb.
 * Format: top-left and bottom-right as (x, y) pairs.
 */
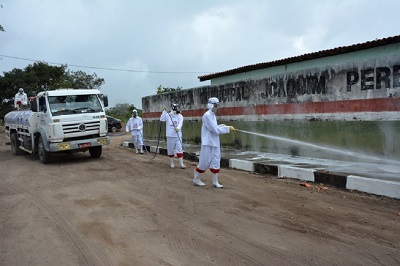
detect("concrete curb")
(123, 141), (400, 199)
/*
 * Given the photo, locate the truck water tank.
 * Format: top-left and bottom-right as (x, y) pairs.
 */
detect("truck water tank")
(4, 110), (36, 127)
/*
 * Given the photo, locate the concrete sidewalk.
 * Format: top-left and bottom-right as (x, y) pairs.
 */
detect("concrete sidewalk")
(120, 138), (400, 199)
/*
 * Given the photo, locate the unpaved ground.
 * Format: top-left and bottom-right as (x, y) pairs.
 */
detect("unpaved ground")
(0, 126), (399, 266)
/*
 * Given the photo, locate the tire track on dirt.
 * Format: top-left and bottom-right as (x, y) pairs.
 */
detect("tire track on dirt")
(105, 150), (309, 264)
(290, 198), (341, 266)
(0, 179), (118, 266)
(103, 182), (310, 266)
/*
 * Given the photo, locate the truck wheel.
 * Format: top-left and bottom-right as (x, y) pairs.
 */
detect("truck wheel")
(38, 137), (51, 164)
(111, 126), (117, 132)
(11, 132), (24, 156)
(89, 146), (102, 158)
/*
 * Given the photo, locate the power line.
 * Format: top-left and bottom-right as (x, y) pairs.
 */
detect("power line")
(0, 54), (212, 74)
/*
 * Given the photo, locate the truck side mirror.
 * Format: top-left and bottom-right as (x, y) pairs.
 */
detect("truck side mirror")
(102, 94), (109, 107)
(31, 99), (38, 112)
(39, 97), (47, 112)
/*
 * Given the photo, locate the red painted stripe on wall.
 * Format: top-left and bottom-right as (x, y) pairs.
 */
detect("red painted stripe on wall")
(143, 98), (400, 119)
(143, 109), (206, 119)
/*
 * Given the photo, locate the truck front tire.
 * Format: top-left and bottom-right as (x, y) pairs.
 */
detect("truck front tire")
(89, 146), (102, 158)
(38, 137), (51, 164)
(11, 132), (24, 156)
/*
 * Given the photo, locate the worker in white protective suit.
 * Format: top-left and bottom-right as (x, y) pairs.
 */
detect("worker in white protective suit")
(193, 97), (235, 188)
(126, 109), (144, 154)
(160, 103), (186, 169)
(14, 88), (28, 109)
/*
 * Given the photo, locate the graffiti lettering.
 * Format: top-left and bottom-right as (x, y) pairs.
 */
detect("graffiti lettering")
(347, 71), (358, 92)
(393, 65), (400, 88)
(376, 67), (391, 90)
(199, 83), (249, 104)
(261, 74), (325, 99)
(217, 82), (249, 103)
(143, 61), (400, 114)
(346, 65), (400, 91)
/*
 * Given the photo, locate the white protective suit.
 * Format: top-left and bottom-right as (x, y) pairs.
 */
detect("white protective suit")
(126, 114), (144, 153)
(160, 110), (184, 153)
(14, 89), (28, 109)
(193, 97), (233, 188)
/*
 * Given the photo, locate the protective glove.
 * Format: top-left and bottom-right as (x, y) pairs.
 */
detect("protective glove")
(229, 126), (235, 131)
(136, 128), (140, 131)
(125, 130), (129, 134)
(174, 127), (179, 132)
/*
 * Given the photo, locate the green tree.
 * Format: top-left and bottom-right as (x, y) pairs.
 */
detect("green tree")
(65, 70), (105, 90)
(107, 103), (141, 123)
(156, 85), (182, 94)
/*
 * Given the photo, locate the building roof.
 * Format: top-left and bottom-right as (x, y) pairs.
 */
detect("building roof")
(198, 35), (400, 82)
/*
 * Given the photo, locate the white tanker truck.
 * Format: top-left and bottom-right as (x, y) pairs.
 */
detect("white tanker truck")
(4, 88), (110, 164)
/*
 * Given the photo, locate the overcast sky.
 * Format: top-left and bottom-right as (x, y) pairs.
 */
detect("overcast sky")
(1, 0), (400, 108)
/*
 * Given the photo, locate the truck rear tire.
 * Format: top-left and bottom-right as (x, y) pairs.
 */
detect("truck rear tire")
(11, 132), (24, 156)
(89, 146), (102, 158)
(38, 137), (51, 164)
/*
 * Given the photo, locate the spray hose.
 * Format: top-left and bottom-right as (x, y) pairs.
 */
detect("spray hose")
(166, 111), (199, 159)
(129, 120), (163, 160)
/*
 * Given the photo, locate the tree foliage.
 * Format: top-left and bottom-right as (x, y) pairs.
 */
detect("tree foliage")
(106, 103), (141, 123)
(156, 85), (182, 94)
(65, 70), (105, 90)
(0, 62), (105, 122)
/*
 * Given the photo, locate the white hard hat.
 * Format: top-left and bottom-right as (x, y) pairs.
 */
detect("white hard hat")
(132, 109), (137, 113)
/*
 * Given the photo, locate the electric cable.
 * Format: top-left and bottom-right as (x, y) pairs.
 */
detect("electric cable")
(0, 54), (212, 74)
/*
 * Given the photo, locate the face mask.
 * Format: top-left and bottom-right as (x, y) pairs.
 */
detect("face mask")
(212, 105), (219, 113)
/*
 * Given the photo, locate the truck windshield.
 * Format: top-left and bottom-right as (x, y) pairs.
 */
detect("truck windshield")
(48, 95), (103, 116)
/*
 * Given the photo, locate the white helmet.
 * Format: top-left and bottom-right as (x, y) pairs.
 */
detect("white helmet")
(207, 97), (220, 112)
(208, 97), (219, 104)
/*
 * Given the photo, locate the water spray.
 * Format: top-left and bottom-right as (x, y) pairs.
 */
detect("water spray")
(235, 129), (398, 164)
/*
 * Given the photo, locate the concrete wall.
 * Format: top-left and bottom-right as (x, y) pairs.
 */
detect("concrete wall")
(141, 44), (400, 162)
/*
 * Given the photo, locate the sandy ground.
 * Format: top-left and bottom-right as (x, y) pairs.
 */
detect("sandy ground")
(0, 126), (399, 266)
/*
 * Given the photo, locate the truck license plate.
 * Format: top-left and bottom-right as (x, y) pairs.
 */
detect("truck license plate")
(97, 137), (108, 145)
(79, 143), (92, 148)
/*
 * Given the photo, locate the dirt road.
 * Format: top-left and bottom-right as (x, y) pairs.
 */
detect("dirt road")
(0, 127), (399, 266)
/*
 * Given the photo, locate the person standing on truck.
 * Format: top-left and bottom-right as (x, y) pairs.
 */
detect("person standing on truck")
(126, 109), (144, 154)
(160, 103), (186, 169)
(14, 88), (28, 110)
(193, 97), (235, 189)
